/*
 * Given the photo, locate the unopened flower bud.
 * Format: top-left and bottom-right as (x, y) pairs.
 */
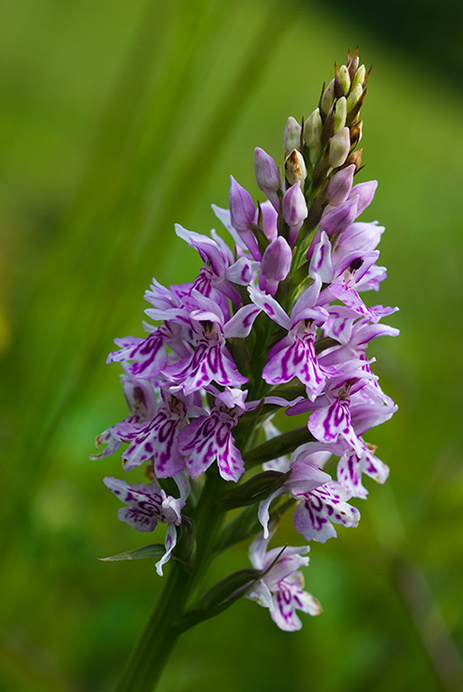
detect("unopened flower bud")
(334, 63), (345, 99)
(229, 176), (255, 231)
(320, 79), (335, 115)
(320, 195), (358, 235)
(304, 109), (322, 164)
(254, 147), (281, 211)
(229, 176), (261, 260)
(260, 200), (278, 242)
(303, 108), (322, 149)
(328, 127), (350, 168)
(282, 182), (308, 245)
(334, 96), (347, 133)
(338, 64), (351, 95)
(351, 64), (366, 92)
(285, 148), (307, 185)
(350, 180), (377, 215)
(254, 147), (280, 193)
(259, 236), (292, 296)
(346, 84), (363, 113)
(283, 117), (302, 154)
(327, 164), (355, 206)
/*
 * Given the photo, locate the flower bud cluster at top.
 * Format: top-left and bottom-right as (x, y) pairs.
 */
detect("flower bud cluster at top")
(94, 49), (398, 632)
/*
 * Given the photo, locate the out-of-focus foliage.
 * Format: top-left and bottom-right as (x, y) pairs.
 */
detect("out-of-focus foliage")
(1, 1), (462, 691)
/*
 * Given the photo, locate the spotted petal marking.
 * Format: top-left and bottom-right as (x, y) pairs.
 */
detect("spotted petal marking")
(309, 397), (364, 456)
(271, 574), (322, 631)
(107, 329), (168, 379)
(178, 408), (244, 482)
(122, 401), (186, 477)
(162, 315), (247, 395)
(246, 532), (321, 631)
(263, 329), (334, 399)
(337, 446), (389, 498)
(294, 481), (360, 543)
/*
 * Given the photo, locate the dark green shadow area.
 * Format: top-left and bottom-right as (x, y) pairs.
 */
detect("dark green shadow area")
(315, 0), (463, 87)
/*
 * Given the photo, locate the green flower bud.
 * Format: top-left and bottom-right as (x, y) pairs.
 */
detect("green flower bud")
(338, 64), (351, 95)
(303, 108), (322, 149)
(351, 64), (366, 92)
(283, 116), (302, 154)
(346, 83), (363, 113)
(285, 148), (307, 185)
(334, 63), (344, 99)
(334, 96), (347, 133)
(320, 78), (335, 115)
(328, 127), (350, 168)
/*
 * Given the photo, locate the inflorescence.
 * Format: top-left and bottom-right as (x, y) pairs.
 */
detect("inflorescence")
(94, 49), (398, 631)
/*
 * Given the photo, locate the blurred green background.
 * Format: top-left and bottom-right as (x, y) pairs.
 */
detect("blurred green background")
(1, 0), (463, 690)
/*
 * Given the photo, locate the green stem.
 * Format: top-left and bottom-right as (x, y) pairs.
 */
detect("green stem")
(115, 469), (226, 691)
(115, 559), (191, 692)
(190, 469), (227, 591)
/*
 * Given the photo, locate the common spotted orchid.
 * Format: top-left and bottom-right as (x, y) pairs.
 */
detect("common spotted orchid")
(95, 49), (398, 690)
